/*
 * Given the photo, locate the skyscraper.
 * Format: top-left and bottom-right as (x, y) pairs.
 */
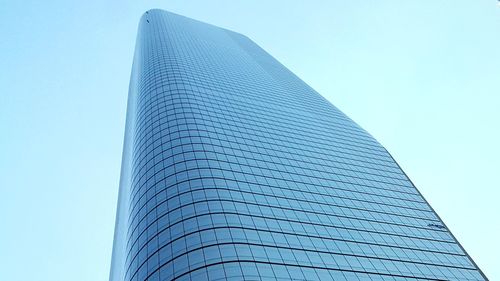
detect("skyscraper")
(110, 9), (487, 281)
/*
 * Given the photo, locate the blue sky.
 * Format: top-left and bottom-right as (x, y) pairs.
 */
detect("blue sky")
(0, 1), (498, 280)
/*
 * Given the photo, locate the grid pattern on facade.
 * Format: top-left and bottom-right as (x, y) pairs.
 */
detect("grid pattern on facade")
(113, 9), (487, 281)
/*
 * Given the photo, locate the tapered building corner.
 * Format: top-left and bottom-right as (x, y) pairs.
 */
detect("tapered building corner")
(110, 9), (487, 281)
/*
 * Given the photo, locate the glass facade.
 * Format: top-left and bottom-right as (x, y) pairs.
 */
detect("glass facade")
(110, 9), (487, 281)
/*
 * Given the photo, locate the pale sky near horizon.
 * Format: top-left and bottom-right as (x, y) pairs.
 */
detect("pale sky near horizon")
(1, 1), (499, 280)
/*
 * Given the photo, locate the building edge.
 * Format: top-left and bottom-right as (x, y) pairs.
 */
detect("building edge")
(383, 147), (489, 281)
(109, 18), (142, 281)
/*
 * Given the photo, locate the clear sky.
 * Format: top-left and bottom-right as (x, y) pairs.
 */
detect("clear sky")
(0, 1), (498, 280)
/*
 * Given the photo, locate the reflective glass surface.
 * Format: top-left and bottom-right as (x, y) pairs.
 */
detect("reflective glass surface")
(111, 9), (487, 281)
